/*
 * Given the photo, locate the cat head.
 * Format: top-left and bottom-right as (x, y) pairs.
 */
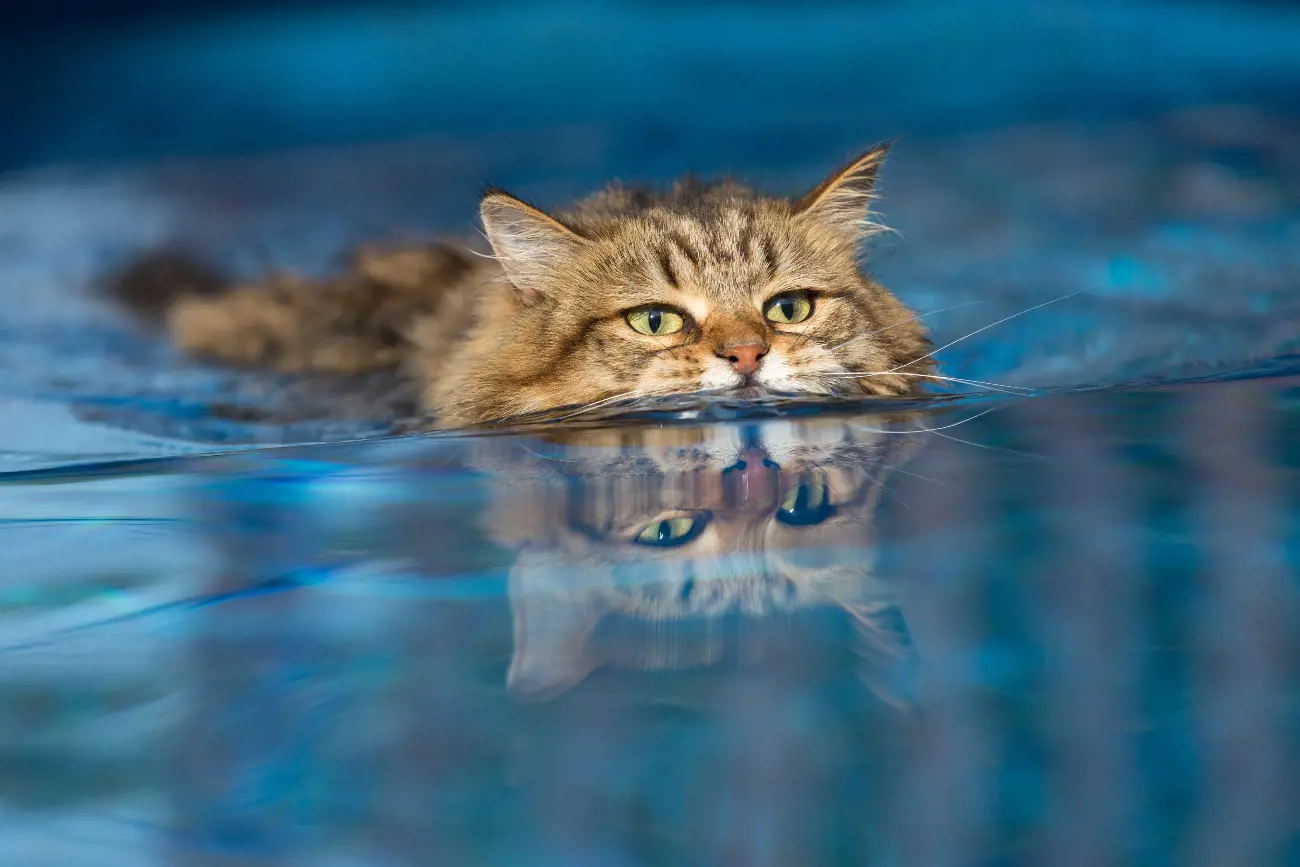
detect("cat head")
(442, 144), (934, 425)
(471, 418), (925, 703)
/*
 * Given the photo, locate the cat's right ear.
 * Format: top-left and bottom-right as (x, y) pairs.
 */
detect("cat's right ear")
(479, 191), (588, 302)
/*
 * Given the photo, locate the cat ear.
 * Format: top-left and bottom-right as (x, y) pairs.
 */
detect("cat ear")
(506, 558), (603, 701)
(795, 142), (892, 238)
(844, 600), (920, 711)
(479, 191), (588, 301)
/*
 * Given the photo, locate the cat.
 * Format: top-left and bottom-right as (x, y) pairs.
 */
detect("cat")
(438, 417), (925, 702)
(110, 143), (935, 429)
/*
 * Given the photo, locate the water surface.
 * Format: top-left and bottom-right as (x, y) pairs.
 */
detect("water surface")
(4, 2), (1300, 864)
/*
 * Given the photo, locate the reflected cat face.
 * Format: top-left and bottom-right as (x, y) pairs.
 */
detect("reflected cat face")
(473, 418), (924, 701)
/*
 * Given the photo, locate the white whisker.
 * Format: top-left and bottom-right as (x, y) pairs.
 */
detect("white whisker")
(852, 405), (1003, 436)
(831, 300), (991, 352)
(888, 289), (1088, 373)
(825, 370), (1033, 395)
(548, 386), (679, 422)
(517, 444), (582, 462)
(549, 391), (641, 421)
(908, 406), (1002, 433)
(924, 428), (1041, 459)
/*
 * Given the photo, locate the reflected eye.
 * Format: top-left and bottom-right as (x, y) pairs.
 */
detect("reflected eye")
(634, 514), (706, 547)
(764, 291), (813, 324)
(776, 471), (836, 526)
(626, 306), (685, 336)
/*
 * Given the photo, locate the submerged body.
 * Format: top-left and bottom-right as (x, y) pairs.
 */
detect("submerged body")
(114, 144), (935, 428)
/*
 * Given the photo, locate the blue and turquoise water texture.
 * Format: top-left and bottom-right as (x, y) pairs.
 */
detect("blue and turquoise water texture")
(4, 1), (1300, 864)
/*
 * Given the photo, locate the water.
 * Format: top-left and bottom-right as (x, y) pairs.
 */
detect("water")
(3, 388), (1299, 864)
(4, 1), (1300, 864)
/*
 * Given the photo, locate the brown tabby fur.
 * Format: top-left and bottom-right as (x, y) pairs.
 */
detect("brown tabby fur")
(114, 144), (934, 428)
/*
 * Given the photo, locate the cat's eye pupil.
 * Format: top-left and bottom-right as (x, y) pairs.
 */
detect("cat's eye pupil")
(776, 472), (835, 526)
(626, 306), (684, 336)
(634, 512), (709, 547)
(764, 291), (811, 324)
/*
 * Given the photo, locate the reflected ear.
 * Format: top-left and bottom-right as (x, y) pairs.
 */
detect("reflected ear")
(843, 600), (919, 711)
(479, 191), (588, 302)
(795, 142), (893, 239)
(506, 557), (603, 702)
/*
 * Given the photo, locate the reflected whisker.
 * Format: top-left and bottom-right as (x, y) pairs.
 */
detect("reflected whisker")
(852, 405), (1003, 436)
(924, 428), (1041, 459)
(517, 444), (583, 462)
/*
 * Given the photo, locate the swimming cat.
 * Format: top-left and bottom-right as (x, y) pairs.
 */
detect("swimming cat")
(110, 143), (934, 428)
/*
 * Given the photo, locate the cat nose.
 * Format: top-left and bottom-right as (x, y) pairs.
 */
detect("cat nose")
(723, 448), (779, 510)
(719, 342), (768, 376)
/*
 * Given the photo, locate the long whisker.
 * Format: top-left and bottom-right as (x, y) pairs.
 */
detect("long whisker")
(806, 458), (923, 514)
(825, 370), (1033, 395)
(830, 300), (992, 352)
(924, 428), (1041, 459)
(907, 405), (1002, 433)
(852, 405), (1002, 436)
(548, 385), (680, 422)
(466, 390), (638, 426)
(794, 311), (837, 350)
(516, 444), (583, 463)
(549, 390), (643, 421)
(888, 289), (1088, 372)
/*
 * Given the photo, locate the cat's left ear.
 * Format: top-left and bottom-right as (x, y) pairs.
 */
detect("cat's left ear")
(480, 190), (588, 302)
(795, 142), (892, 239)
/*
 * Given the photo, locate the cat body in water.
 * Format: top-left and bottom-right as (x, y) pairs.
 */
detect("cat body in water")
(112, 143), (934, 428)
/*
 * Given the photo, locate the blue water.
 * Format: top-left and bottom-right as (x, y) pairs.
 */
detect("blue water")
(3, 1), (1300, 864)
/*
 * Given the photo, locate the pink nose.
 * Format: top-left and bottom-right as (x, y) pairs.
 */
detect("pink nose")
(721, 343), (768, 376)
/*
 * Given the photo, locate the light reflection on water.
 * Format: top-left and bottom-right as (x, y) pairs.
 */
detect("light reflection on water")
(2, 383), (1298, 865)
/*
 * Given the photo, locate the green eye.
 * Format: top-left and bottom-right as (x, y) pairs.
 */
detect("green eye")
(626, 306), (685, 336)
(634, 515), (703, 547)
(777, 472), (835, 526)
(764, 291), (813, 324)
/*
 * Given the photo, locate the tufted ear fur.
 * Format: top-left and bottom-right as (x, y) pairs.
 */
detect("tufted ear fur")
(795, 142), (893, 239)
(479, 191), (588, 302)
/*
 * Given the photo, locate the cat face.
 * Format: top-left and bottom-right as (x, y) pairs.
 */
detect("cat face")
(473, 418), (924, 702)
(437, 145), (934, 425)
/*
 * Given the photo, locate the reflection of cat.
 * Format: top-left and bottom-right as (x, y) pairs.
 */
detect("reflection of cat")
(110, 144), (934, 428)
(470, 418), (925, 702)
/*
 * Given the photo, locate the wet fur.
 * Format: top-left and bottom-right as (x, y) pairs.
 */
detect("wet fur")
(109, 144), (934, 428)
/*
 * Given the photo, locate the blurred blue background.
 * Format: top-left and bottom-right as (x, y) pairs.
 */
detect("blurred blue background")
(7, 0), (1300, 179)
(3, 3), (1300, 866)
